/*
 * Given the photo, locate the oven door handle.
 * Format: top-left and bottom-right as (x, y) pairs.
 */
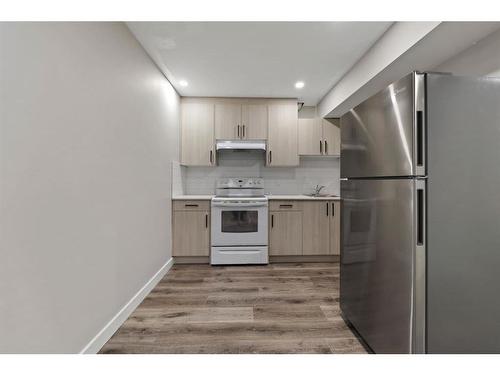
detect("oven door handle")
(212, 202), (268, 208)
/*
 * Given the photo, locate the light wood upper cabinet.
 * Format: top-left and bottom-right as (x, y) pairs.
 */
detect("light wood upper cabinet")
(267, 102), (299, 167)
(215, 103), (242, 140)
(181, 102), (215, 166)
(298, 118), (322, 155)
(269, 211), (302, 256)
(181, 98), (298, 166)
(302, 201), (331, 255)
(215, 103), (268, 140)
(322, 118), (340, 156)
(298, 117), (340, 156)
(172, 201), (210, 257)
(241, 104), (268, 140)
(329, 201), (340, 255)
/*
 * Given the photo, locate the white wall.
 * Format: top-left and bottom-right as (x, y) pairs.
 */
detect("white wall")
(0, 22), (180, 353)
(317, 22), (440, 117)
(318, 22), (500, 118)
(436, 27), (500, 77)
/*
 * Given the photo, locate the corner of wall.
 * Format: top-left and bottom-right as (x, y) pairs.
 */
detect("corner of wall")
(80, 258), (174, 354)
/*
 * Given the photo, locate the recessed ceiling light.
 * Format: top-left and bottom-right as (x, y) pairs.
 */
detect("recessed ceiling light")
(295, 81), (305, 89)
(179, 80), (188, 87)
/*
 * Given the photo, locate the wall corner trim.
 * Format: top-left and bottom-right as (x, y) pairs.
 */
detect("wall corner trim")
(79, 257), (174, 354)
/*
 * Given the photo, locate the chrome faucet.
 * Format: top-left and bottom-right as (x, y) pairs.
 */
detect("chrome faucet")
(313, 184), (325, 196)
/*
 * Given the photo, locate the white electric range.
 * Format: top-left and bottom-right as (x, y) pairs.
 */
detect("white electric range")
(210, 178), (268, 265)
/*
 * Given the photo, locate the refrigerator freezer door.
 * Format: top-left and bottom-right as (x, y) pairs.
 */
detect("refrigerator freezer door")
(340, 73), (425, 178)
(426, 74), (500, 353)
(341, 178), (421, 353)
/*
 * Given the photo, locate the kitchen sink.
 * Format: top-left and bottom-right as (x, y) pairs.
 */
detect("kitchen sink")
(303, 193), (338, 197)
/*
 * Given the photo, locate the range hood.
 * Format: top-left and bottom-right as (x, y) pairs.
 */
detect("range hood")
(216, 140), (266, 151)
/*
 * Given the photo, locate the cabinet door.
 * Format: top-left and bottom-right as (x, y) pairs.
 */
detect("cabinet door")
(329, 201), (340, 255)
(181, 102), (215, 166)
(173, 210), (210, 256)
(322, 118), (341, 156)
(241, 104), (268, 140)
(269, 211), (302, 255)
(302, 201), (331, 255)
(215, 103), (241, 139)
(298, 118), (322, 155)
(268, 103), (299, 166)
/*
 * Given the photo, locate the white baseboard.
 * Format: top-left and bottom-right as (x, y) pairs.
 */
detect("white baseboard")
(80, 257), (174, 354)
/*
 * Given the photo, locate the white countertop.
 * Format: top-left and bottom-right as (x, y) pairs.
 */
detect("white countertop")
(267, 194), (341, 200)
(172, 194), (340, 201)
(172, 195), (213, 200)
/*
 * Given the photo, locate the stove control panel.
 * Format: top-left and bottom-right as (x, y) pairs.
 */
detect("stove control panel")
(216, 178), (264, 189)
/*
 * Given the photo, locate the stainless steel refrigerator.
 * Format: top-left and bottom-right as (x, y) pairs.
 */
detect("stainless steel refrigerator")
(340, 72), (500, 354)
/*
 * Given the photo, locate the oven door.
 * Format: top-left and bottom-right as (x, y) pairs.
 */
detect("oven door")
(211, 200), (268, 247)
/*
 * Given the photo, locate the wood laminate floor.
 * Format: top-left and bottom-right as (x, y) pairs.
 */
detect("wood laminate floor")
(100, 262), (368, 354)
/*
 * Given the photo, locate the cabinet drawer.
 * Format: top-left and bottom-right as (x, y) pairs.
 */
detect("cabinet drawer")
(173, 200), (210, 211)
(269, 200), (302, 211)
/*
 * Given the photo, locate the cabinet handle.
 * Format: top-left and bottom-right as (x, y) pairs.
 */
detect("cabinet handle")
(237, 125), (240, 138)
(242, 125), (246, 139)
(205, 213), (208, 228)
(279, 204), (293, 208)
(269, 150), (272, 164)
(209, 150), (213, 164)
(326, 202), (329, 216)
(325, 140), (328, 154)
(320, 140), (323, 154)
(185, 204), (199, 207)
(271, 214), (274, 228)
(332, 202), (335, 216)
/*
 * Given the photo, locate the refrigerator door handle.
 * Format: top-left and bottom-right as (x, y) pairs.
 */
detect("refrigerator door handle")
(414, 72), (426, 176)
(417, 188), (424, 245)
(413, 178), (426, 353)
(416, 111), (424, 169)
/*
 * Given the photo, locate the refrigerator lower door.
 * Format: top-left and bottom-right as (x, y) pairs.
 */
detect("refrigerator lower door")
(341, 178), (424, 353)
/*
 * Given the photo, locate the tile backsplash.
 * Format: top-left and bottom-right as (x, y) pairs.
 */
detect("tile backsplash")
(173, 150), (340, 196)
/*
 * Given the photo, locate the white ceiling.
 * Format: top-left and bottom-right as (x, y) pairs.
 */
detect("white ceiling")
(127, 22), (392, 105)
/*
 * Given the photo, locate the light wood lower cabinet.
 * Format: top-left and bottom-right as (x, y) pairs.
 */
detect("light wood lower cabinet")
(302, 201), (331, 255)
(172, 200), (210, 256)
(269, 200), (340, 256)
(269, 211), (303, 256)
